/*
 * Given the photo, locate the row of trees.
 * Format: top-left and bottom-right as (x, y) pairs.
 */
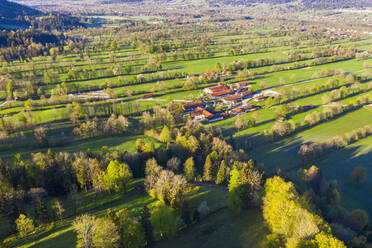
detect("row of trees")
(73, 114), (130, 138)
(298, 124), (372, 163)
(264, 97), (372, 141)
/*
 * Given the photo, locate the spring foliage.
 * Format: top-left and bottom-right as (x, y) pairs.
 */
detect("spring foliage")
(262, 176), (345, 248)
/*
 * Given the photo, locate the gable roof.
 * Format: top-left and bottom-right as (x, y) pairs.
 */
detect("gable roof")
(211, 89), (234, 97)
(205, 85), (228, 93)
(183, 101), (203, 110)
(223, 94), (242, 101)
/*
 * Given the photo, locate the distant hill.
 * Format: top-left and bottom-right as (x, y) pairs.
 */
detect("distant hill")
(0, 0), (41, 19)
(0, 0), (42, 29)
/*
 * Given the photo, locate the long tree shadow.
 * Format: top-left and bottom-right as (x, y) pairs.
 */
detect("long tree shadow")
(312, 145), (372, 216)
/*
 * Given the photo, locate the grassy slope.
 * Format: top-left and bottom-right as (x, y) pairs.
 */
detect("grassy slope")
(9, 182), (267, 248)
(316, 136), (372, 216)
(0, 134), (161, 160)
(155, 207), (267, 248)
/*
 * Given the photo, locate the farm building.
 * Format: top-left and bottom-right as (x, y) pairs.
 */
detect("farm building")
(262, 89), (281, 98)
(241, 90), (253, 98)
(222, 94), (243, 105)
(182, 101), (204, 111)
(200, 71), (219, 79)
(253, 95), (267, 102)
(220, 70), (231, 77)
(241, 104), (255, 112)
(229, 107), (244, 116)
(203, 85), (228, 95)
(210, 89), (235, 99)
(229, 104), (256, 116)
(233, 81), (251, 89)
(192, 107), (215, 121)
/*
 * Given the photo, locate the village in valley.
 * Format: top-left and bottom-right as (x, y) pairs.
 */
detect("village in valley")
(182, 70), (282, 123)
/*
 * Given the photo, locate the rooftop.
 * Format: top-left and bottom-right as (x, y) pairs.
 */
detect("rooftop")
(211, 89), (234, 97)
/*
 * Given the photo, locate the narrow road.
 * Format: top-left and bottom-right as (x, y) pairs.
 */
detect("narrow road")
(0, 101), (7, 107)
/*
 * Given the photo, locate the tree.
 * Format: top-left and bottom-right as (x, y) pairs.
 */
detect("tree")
(150, 202), (184, 239)
(6, 80), (14, 100)
(105, 160), (133, 192)
(306, 232), (346, 248)
(159, 126), (172, 143)
(228, 162), (262, 212)
(228, 168), (244, 212)
(290, 74), (296, 83)
(166, 157), (181, 172)
(34, 197), (50, 225)
(144, 158), (162, 192)
(351, 209), (369, 231)
(139, 206), (154, 247)
(275, 105), (289, 118)
(52, 200), (65, 222)
(183, 157), (195, 182)
(262, 176), (340, 247)
(203, 154), (214, 181)
(136, 139), (146, 152)
(259, 81), (267, 89)
(34, 127), (47, 144)
(216, 62), (222, 72)
(252, 111), (259, 126)
(93, 218), (120, 248)
(115, 209), (146, 248)
(351, 166), (367, 184)
(216, 160), (228, 185)
(345, 73), (355, 83)
(73, 214), (96, 248)
(235, 118), (248, 131)
(24, 99), (33, 110)
(15, 214), (34, 237)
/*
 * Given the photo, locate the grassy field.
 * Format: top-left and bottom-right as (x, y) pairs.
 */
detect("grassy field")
(316, 138), (372, 216)
(8, 181), (268, 248)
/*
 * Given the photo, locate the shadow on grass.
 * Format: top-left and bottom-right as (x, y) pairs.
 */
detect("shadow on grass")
(313, 144), (372, 216)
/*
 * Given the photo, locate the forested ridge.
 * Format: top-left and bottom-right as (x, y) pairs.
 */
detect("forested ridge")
(0, 0), (41, 19)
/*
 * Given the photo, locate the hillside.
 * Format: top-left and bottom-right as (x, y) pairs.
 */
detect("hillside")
(0, 0), (42, 29)
(0, 0), (41, 19)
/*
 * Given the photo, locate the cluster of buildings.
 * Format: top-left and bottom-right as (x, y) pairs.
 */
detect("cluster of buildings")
(182, 101), (225, 122)
(182, 81), (272, 123)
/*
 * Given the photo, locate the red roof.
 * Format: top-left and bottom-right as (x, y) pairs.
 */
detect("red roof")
(193, 107), (214, 119)
(230, 108), (243, 114)
(211, 89), (234, 97)
(223, 94), (242, 101)
(183, 101), (203, 110)
(143, 94), (153, 98)
(194, 107), (204, 115)
(241, 105), (253, 110)
(241, 90), (252, 96)
(201, 71), (218, 77)
(203, 110), (214, 119)
(205, 85), (228, 93)
(236, 81), (250, 86)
